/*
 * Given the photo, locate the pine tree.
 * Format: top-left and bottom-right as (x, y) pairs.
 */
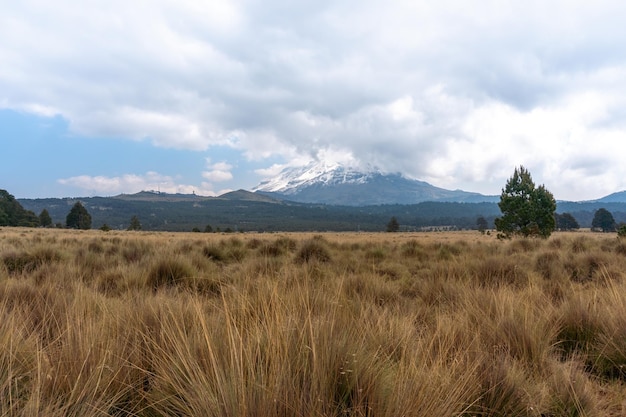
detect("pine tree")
(495, 166), (556, 238)
(39, 209), (53, 228)
(386, 216), (400, 232)
(127, 215), (142, 231)
(66, 202), (92, 229)
(476, 216), (488, 234)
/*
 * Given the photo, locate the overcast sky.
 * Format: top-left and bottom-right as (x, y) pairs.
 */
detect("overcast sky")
(2, 0), (626, 200)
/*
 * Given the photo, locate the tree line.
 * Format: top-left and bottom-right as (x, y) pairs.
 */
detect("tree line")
(481, 167), (622, 237)
(0, 190), (144, 231)
(5, 184), (626, 234)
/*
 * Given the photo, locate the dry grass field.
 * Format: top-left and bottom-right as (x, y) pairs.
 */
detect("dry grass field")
(1, 227), (626, 416)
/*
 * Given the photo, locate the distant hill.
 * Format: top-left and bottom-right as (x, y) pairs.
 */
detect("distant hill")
(593, 191), (626, 203)
(113, 191), (207, 202)
(217, 190), (282, 203)
(253, 161), (499, 205)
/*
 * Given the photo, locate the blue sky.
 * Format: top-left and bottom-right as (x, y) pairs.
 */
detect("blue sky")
(1, 109), (271, 197)
(3, 1), (626, 200)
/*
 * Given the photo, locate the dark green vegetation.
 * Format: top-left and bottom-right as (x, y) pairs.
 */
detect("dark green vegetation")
(65, 201), (92, 229)
(19, 191), (505, 231)
(555, 212), (580, 231)
(592, 208), (617, 232)
(2, 229), (626, 415)
(0, 190), (39, 227)
(16, 190), (626, 232)
(495, 166), (557, 238)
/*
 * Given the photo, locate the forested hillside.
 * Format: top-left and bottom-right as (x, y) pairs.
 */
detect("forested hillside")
(0, 190), (39, 227)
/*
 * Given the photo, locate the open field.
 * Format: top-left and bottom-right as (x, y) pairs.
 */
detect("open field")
(1, 227), (626, 416)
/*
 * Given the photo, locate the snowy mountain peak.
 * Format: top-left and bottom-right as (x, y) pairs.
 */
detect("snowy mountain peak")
(252, 161), (499, 205)
(253, 161), (386, 195)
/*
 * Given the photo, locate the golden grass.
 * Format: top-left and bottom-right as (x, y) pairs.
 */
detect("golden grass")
(1, 227), (626, 416)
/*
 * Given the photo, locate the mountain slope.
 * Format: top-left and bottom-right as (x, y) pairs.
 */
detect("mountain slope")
(593, 191), (626, 203)
(253, 162), (499, 205)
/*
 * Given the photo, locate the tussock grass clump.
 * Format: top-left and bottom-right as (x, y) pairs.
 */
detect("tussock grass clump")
(571, 236), (589, 253)
(556, 295), (602, 360)
(401, 239), (428, 260)
(469, 358), (532, 416)
(2, 251), (39, 275)
(364, 246), (387, 262)
(122, 239), (153, 263)
(258, 242), (283, 257)
(434, 242), (462, 260)
(295, 239), (332, 263)
(257, 236), (298, 258)
(202, 243), (246, 263)
(535, 250), (562, 280)
(2, 247), (62, 275)
(564, 252), (610, 283)
(147, 257), (195, 290)
(471, 256), (528, 288)
(202, 244), (226, 262)
(507, 237), (540, 253)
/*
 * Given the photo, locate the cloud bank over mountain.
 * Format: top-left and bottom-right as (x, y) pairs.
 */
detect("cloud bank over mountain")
(3, 1), (626, 200)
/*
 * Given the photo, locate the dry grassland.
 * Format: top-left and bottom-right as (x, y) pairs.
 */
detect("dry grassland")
(1, 227), (626, 416)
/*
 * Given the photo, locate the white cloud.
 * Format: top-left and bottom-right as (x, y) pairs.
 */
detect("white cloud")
(202, 170), (233, 182)
(58, 171), (218, 196)
(202, 159), (234, 182)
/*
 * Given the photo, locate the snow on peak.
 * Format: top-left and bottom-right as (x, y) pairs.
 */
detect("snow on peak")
(253, 161), (384, 194)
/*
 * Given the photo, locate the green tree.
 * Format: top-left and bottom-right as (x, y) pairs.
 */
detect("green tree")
(39, 209), (53, 228)
(494, 166), (556, 239)
(127, 215), (142, 231)
(386, 216), (400, 232)
(555, 212), (579, 231)
(591, 208), (616, 232)
(66, 202), (92, 229)
(0, 189), (39, 227)
(204, 224), (213, 233)
(476, 216), (488, 234)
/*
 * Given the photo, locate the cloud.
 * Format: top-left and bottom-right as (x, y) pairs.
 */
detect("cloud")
(5, 1), (626, 199)
(58, 171), (217, 196)
(202, 159), (234, 182)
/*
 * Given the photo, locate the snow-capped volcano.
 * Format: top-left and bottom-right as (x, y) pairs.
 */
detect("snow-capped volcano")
(253, 161), (382, 195)
(253, 161), (499, 206)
